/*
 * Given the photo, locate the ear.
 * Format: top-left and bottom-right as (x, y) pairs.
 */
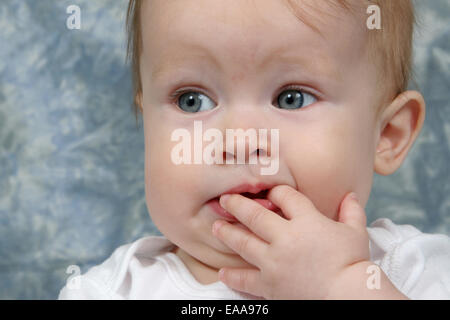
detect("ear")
(374, 90), (426, 176)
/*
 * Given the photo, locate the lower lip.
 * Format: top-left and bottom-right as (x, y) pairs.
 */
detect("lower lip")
(207, 199), (237, 221)
(207, 197), (281, 221)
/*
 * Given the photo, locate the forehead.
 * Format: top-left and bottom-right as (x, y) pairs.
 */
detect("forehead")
(140, 0), (367, 84)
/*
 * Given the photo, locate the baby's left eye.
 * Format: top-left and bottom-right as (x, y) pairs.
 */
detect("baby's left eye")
(275, 88), (317, 110)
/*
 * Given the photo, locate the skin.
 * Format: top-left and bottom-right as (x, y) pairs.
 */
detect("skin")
(138, 0), (425, 298)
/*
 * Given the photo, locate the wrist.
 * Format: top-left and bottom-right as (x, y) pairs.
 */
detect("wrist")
(325, 261), (409, 300)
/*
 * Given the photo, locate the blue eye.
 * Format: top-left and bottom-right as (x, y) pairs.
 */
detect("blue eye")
(175, 91), (216, 113)
(276, 88), (317, 110)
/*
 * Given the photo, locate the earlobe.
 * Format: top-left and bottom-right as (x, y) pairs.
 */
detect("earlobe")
(374, 90), (426, 176)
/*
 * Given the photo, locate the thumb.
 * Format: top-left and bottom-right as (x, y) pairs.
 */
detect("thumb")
(338, 192), (367, 230)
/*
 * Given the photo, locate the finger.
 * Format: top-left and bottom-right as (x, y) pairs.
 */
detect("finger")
(219, 194), (285, 243)
(212, 220), (268, 267)
(218, 267), (264, 298)
(267, 185), (317, 219)
(338, 192), (367, 230)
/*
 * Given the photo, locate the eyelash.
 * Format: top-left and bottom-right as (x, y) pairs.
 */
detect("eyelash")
(169, 87), (204, 103)
(169, 85), (319, 106)
(273, 85), (318, 105)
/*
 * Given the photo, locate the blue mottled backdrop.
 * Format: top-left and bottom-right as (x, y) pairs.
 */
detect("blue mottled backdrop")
(0, 0), (449, 299)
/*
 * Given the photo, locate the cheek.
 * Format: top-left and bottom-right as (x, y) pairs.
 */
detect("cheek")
(284, 117), (375, 220)
(144, 116), (206, 222)
(144, 116), (180, 222)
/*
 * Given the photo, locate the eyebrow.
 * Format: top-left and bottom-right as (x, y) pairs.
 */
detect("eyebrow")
(151, 42), (222, 81)
(151, 40), (340, 83)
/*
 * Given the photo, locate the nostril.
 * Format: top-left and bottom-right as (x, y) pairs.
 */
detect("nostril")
(223, 151), (233, 163)
(255, 148), (267, 157)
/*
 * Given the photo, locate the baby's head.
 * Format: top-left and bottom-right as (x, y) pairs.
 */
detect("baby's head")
(126, 0), (425, 279)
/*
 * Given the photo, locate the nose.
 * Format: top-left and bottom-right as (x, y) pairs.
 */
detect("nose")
(221, 128), (273, 165)
(219, 108), (273, 165)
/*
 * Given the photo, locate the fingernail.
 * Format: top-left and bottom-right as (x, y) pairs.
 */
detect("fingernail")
(349, 192), (359, 203)
(218, 268), (225, 280)
(219, 194), (230, 208)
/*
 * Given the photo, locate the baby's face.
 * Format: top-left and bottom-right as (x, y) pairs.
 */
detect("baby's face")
(140, 0), (381, 270)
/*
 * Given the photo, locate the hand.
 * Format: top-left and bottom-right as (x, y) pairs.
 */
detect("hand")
(211, 185), (378, 299)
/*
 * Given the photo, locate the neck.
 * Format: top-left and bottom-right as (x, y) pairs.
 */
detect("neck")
(173, 246), (221, 285)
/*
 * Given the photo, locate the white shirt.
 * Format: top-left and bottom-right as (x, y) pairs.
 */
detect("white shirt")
(58, 218), (450, 300)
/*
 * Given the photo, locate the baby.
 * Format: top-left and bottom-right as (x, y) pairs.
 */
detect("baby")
(59, 0), (450, 299)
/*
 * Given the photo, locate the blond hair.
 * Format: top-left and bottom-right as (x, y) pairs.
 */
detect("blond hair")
(126, 0), (415, 118)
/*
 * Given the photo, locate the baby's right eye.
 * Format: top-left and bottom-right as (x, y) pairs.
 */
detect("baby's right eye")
(173, 90), (217, 113)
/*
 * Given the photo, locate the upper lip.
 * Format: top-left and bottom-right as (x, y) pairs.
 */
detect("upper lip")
(222, 183), (276, 195)
(205, 183), (278, 201)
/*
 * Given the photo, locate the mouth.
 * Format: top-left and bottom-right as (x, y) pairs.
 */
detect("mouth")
(206, 183), (282, 221)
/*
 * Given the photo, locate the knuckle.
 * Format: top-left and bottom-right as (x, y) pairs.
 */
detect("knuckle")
(278, 232), (295, 249)
(237, 233), (251, 253)
(261, 264), (278, 298)
(264, 258), (278, 279)
(359, 227), (369, 239)
(248, 205), (266, 227)
(238, 270), (248, 291)
(350, 223), (369, 240)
